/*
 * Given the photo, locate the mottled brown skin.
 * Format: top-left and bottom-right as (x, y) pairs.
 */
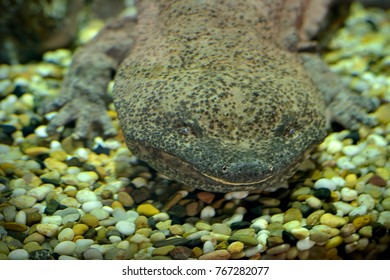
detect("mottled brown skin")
(45, 0), (378, 192)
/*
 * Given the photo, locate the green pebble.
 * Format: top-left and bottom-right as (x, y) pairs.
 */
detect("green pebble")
(284, 208), (303, 223)
(0, 242), (10, 254)
(152, 245), (176, 256)
(211, 223), (231, 235)
(359, 226), (372, 238)
(381, 197), (390, 211)
(195, 222), (212, 231)
(228, 235), (258, 246)
(156, 220), (172, 231)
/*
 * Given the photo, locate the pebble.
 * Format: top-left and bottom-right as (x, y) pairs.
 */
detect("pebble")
(199, 249), (230, 260)
(352, 215), (372, 230)
(200, 206), (216, 220)
(296, 237), (316, 251)
(306, 210), (325, 226)
(117, 191), (134, 207)
(27, 185), (52, 201)
(54, 241), (76, 256)
(76, 189), (98, 203)
(325, 236), (343, 249)
(196, 192), (215, 204)
(9, 195), (37, 209)
(284, 208), (302, 223)
(320, 213), (347, 228)
(76, 171), (99, 184)
(136, 203), (160, 217)
(82, 201), (103, 213)
(291, 227), (310, 240)
(115, 221), (135, 236)
(314, 178), (337, 191)
(170, 246), (192, 260)
(203, 240), (215, 254)
(340, 187), (358, 202)
(340, 223), (356, 237)
(8, 249), (29, 260)
(41, 215), (62, 226)
(62, 213), (81, 224)
(90, 208), (109, 220)
(36, 223), (59, 237)
(80, 213), (100, 228)
(24, 232), (45, 244)
(3, 205), (17, 222)
(266, 244), (290, 255)
(58, 228), (75, 242)
(228, 235), (258, 246)
(306, 196), (323, 209)
(227, 241), (244, 254)
(211, 223), (232, 235)
(73, 223), (89, 236)
(83, 248), (103, 260)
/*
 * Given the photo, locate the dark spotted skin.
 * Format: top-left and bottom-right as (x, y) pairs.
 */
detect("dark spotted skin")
(46, 0), (378, 192)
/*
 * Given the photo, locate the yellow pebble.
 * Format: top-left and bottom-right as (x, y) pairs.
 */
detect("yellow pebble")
(227, 241), (244, 254)
(111, 201), (124, 209)
(136, 203), (160, 217)
(352, 215), (372, 230)
(73, 235), (84, 242)
(72, 224), (89, 236)
(24, 147), (50, 157)
(320, 213), (347, 228)
(80, 213), (100, 228)
(330, 191), (340, 202)
(325, 236), (343, 250)
(344, 174), (357, 188)
(374, 103), (390, 124)
(376, 167), (389, 181)
(191, 247), (203, 258)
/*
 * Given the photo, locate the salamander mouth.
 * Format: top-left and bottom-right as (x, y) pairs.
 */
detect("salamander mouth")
(128, 143), (298, 192)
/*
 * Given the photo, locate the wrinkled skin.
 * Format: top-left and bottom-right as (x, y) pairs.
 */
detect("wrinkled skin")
(44, 0), (378, 192)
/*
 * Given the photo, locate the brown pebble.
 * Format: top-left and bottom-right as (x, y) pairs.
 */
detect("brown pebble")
(185, 201), (202, 216)
(117, 191), (134, 207)
(284, 208), (303, 223)
(266, 244), (290, 255)
(340, 223), (356, 237)
(162, 192), (185, 211)
(199, 249), (231, 260)
(170, 246), (193, 260)
(196, 192), (215, 204)
(368, 175), (386, 187)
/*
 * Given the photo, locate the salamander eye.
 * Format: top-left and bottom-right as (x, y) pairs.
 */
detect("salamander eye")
(174, 118), (203, 137)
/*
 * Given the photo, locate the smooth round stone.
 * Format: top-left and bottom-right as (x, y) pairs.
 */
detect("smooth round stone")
(83, 248), (103, 260)
(352, 215), (372, 230)
(117, 191), (134, 207)
(76, 189), (98, 203)
(357, 194), (375, 210)
(381, 197), (390, 211)
(53, 207), (79, 217)
(325, 236), (343, 249)
(227, 241), (244, 254)
(170, 246), (192, 260)
(58, 228), (75, 242)
(224, 191), (249, 200)
(291, 227), (310, 240)
(333, 202), (354, 216)
(62, 213), (81, 224)
(196, 222), (212, 231)
(314, 178), (336, 191)
(211, 223), (232, 235)
(228, 235), (258, 246)
(152, 245), (176, 256)
(251, 218), (268, 230)
(296, 237), (316, 251)
(340, 223), (356, 237)
(27, 185), (52, 201)
(340, 187), (358, 202)
(76, 171), (99, 184)
(199, 249), (230, 260)
(320, 213), (347, 228)
(266, 244), (290, 255)
(24, 232), (45, 244)
(156, 220), (172, 231)
(23, 242), (43, 253)
(359, 226), (372, 238)
(9, 195), (37, 209)
(0, 242), (9, 254)
(306, 196), (322, 209)
(73, 224), (89, 236)
(283, 220), (301, 232)
(115, 221), (135, 236)
(60, 197), (80, 208)
(150, 232), (167, 243)
(36, 223), (59, 237)
(8, 249), (29, 260)
(3, 205), (17, 221)
(104, 248), (132, 260)
(82, 201), (103, 213)
(80, 213), (99, 228)
(90, 208), (109, 220)
(284, 208), (303, 223)
(200, 206), (216, 220)
(203, 240), (214, 254)
(54, 241), (76, 256)
(41, 215), (62, 226)
(136, 203), (160, 217)
(15, 210), (27, 225)
(153, 212), (170, 222)
(2, 222), (28, 232)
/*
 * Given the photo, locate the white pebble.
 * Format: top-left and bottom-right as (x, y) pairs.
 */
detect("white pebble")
(90, 208), (110, 220)
(351, 155), (367, 167)
(224, 191), (249, 200)
(349, 205), (368, 217)
(331, 176), (346, 188)
(377, 211), (390, 229)
(152, 212), (170, 222)
(336, 156), (356, 170)
(327, 140), (343, 154)
(367, 134), (387, 147)
(27, 185), (52, 201)
(82, 201), (103, 213)
(224, 213), (244, 225)
(115, 221), (135, 236)
(58, 228), (75, 242)
(357, 194), (375, 210)
(35, 125), (49, 137)
(341, 187), (358, 202)
(314, 178), (337, 191)
(9, 195), (37, 209)
(41, 215), (62, 226)
(333, 201), (355, 216)
(200, 206), (215, 220)
(109, 235), (122, 243)
(306, 196), (322, 209)
(244, 244), (264, 257)
(77, 171), (99, 184)
(8, 249), (29, 260)
(342, 145), (362, 156)
(256, 231), (269, 246)
(73, 148), (90, 161)
(76, 189), (98, 203)
(54, 241), (76, 256)
(296, 237), (316, 251)
(251, 218), (268, 230)
(15, 210), (26, 225)
(186, 230), (210, 240)
(203, 240), (215, 254)
(37, 223), (59, 237)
